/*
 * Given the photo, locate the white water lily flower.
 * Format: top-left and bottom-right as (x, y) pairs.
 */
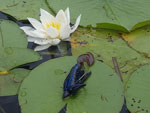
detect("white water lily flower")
(21, 8), (81, 51)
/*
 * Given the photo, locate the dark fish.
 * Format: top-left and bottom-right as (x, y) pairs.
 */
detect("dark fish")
(59, 104), (67, 113)
(63, 63), (91, 98)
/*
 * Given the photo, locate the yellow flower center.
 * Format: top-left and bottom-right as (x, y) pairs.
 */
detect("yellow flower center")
(44, 21), (61, 34)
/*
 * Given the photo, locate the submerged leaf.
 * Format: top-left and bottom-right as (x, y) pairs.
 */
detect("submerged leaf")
(0, 68), (30, 96)
(19, 56), (124, 113)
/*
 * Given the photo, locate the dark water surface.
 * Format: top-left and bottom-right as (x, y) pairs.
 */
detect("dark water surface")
(0, 11), (130, 113)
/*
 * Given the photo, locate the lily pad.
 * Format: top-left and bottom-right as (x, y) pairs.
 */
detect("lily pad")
(0, 68), (30, 96)
(19, 56), (124, 113)
(125, 64), (150, 113)
(0, 0), (54, 20)
(47, 0), (150, 32)
(71, 28), (150, 84)
(0, 20), (27, 48)
(122, 26), (150, 57)
(0, 47), (41, 71)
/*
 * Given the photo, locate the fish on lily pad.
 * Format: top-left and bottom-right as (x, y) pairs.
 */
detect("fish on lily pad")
(20, 8), (81, 51)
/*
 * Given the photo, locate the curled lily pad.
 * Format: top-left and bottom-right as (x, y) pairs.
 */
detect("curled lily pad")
(0, 47), (41, 71)
(122, 26), (150, 57)
(0, 68), (30, 96)
(19, 56), (124, 113)
(0, 20), (27, 48)
(47, 0), (150, 32)
(125, 64), (150, 113)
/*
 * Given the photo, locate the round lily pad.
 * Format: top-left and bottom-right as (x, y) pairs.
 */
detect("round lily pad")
(0, 20), (27, 48)
(19, 56), (124, 113)
(0, 68), (30, 96)
(47, 0), (150, 31)
(0, 20), (41, 71)
(125, 64), (150, 113)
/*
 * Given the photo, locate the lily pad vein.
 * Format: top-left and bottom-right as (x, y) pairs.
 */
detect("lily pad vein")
(0, 25), (4, 47)
(104, 0), (120, 24)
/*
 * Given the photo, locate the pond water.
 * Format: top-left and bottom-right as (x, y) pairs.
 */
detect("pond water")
(0, 11), (130, 113)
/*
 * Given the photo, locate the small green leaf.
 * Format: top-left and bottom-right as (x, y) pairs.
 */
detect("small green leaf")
(0, 47), (41, 71)
(125, 64), (150, 113)
(0, 20), (27, 48)
(0, 68), (30, 96)
(19, 56), (124, 113)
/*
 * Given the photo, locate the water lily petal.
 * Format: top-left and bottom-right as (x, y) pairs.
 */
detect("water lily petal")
(21, 26), (34, 31)
(21, 26), (46, 38)
(65, 7), (70, 24)
(71, 14), (81, 33)
(31, 30), (46, 38)
(27, 37), (51, 45)
(51, 39), (61, 45)
(28, 37), (53, 45)
(27, 36), (44, 43)
(46, 26), (59, 38)
(27, 18), (43, 31)
(20, 26), (35, 37)
(27, 36), (36, 42)
(60, 24), (71, 40)
(56, 10), (67, 25)
(34, 39), (50, 45)
(40, 8), (55, 27)
(34, 44), (51, 51)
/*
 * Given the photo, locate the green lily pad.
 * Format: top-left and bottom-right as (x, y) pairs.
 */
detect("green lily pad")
(71, 28), (150, 85)
(0, 20), (27, 48)
(122, 26), (150, 57)
(0, 47), (41, 71)
(0, 20), (41, 71)
(0, 68), (30, 96)
(0, 0), (54, 20)
(19, 56), (124, 113)
(125, 64), (150, 113)
(47, 0), (150, 32)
